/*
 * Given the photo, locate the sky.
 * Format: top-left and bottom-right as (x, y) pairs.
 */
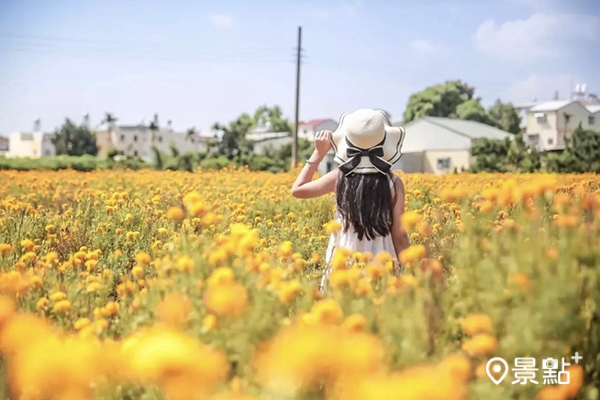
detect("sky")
(0, 0), (599, 134)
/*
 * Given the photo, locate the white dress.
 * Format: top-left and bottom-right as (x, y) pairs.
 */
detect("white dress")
(319, 174), (399, 292)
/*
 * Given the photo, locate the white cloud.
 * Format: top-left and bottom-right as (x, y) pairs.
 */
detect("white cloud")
(473, 13), (600, 61)
(411, 40), (436, 55)
(503, 73), (583, 103)
(506, 0), (559, 11)
(209, 14), (234, 29)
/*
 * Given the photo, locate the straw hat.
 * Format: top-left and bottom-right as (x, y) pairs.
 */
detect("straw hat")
(330, 108), (405, 176)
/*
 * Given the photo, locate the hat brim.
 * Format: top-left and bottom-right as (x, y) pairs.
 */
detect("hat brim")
(330, 110), (405, 174)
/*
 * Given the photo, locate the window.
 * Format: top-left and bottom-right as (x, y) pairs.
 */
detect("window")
(158, 136), (163, 143)
(528, 134), (540, 147)
(437, 157), (451, 170)
(120, 134), (125, 142)
(589, 116), (596, 125)
(134, 150), (138, 157)
(548, 138), (554, 145)
(134, 135), (138, 142)
(534, 112), (547, 123)
(44, 149), (50, 156)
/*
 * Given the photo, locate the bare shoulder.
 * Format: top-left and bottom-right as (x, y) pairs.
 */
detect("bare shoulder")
(393, 174), (405, 192)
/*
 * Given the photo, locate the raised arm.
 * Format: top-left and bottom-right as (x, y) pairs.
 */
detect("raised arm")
(291, 130), (338, 199)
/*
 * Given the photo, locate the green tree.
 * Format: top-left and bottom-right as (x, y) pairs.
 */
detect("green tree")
(402, 80), (475, 123)
(455, 99), (494, 125)
(488, 100), (522, 134)
(470, 134), (540, 173)
(469, 137), (511, 172)
(505, 133), (541, 172)
(253, 105), (292, 133)
(212, 113), (254, 160)
(211, 105), (293, 162)
(546, 124), (600, 173)
(52, 119), (99, 156)
(148, 113), (159, 143)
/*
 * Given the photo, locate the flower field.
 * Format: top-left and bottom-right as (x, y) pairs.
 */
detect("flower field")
(0, 167), (599, 400)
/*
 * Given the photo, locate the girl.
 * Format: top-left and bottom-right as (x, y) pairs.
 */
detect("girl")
(291, 108), (410, 292)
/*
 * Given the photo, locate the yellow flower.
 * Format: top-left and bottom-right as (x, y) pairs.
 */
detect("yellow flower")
(156, 293), (191, 328)
(53, 300), (71, 312)
(167, 206), (185, 221)
(135, 252), (152, 266)
(399, 244), (427, 264)
(203, 314), (218, 331)
(50, 291), (67, 302)
(176, 256), (195, 272)
(400, 210), (421, 231)
(461, 333), (498, 356)
(278, 280), (302, 304)
(461, 314), (494, 336)
(323, 220), (342, 234)
(207, 267), (236, 287)
(341, 313), (368, 333)
(36, 297), (49, 311)
(277, 241), (293, 259)
(74, 317), (91, 330)
(310, 299), (343, 325)
(204, 283), (248, 318)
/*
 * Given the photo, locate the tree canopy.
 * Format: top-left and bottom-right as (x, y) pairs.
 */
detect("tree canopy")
(546, 124), (600, 173)
(52, 119), (99, 156)
(212, 105), (292, 160)
(402, 80), (522, 134)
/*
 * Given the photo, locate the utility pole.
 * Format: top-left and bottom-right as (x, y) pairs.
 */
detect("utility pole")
(292, 26), (302, 169)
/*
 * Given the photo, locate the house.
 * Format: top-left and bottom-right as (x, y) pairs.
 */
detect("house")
(0, 136), (8, 156)
(392, 116), (513, 174)
(95, 125), (214, 162)
(514, 102), (538, 130)
(298, 119), (338, 140)
(524, 100), (600, 151)
(245, 121), (337, 175)
(5, 131), (56, 158)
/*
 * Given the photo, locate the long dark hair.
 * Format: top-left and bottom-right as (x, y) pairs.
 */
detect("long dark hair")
(335, 171), (398, 241)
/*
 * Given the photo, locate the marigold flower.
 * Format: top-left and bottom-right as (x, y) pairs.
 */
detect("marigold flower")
(167, 206), (185, 221)
(461, 333), (498, 356)
(204, 283), (248, 318)
(461, 314), (494, 336)
(53, 299), (71, 312)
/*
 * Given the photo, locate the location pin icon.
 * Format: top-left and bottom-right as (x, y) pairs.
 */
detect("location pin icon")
(486, 357), (509, 385)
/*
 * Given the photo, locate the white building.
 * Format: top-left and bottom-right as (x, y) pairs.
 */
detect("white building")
(298, 119), (338, 140)
(516, 84), (600, 151)
(5, 131), (56, 158)
(392, 116), (513, 174)
(0, 136), (8, 156)
(95, 125), (215, 162)
(522, 100), (600, 151)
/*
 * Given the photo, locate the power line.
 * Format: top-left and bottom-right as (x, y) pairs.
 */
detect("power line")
(0, 41), (293, 64)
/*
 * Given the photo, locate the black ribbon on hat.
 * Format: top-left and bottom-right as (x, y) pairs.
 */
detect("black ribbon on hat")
(338, 135), (392, 176)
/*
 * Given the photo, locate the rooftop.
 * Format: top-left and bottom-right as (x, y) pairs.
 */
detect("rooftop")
(398, 116), (513, 153)
(300, 119), (333, 128)
(586, 104), (600, 114)
(528, 100), (575, 112)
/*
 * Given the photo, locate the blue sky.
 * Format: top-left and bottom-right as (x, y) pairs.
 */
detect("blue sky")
(0, 0), (599, 134)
